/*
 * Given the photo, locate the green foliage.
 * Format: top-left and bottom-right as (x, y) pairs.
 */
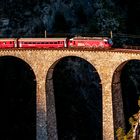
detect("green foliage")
(116, 98), (140, 140)
(116, 127), (125, 140)
(87, 18), (99, 34)
(116, 127), (133, 140)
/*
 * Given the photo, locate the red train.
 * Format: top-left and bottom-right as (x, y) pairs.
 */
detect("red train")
(0, 37), (113, 49)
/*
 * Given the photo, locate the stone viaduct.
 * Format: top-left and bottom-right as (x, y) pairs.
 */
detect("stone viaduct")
(0, 48), (140, 140)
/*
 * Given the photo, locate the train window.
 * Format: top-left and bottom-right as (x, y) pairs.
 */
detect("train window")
(108, 39), (113, 45)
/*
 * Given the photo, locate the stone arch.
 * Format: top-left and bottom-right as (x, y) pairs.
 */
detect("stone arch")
(112, 59), (140, 138)
(0, 55), (36, 140)
(46, 56), (102, 140)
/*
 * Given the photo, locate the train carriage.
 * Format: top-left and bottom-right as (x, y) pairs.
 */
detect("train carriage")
(18, 38), (68, 48)
(68, 37), (113, 48)
(0, 38), (17, 48)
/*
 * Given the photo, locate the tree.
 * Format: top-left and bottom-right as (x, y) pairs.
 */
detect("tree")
(116, 97), (140, 140)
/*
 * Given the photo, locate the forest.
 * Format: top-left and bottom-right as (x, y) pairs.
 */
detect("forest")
(0, 0), (140, 38)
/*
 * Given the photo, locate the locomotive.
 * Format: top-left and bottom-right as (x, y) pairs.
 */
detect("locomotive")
(0, 36), (113, 49)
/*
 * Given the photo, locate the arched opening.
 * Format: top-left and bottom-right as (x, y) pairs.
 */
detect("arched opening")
(0, 56), (36, 140)
(112, 59), (140, 138)
(46, 56), (102, 140)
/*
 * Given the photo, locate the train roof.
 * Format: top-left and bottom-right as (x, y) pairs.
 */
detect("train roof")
(70, 37), (109, 40)
(0, 38), (17, 41)
(18, 38), (67, 41)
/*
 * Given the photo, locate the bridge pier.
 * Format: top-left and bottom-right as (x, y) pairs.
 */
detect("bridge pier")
(36, 70), (48, 140)
(100, 68), (115, 140)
